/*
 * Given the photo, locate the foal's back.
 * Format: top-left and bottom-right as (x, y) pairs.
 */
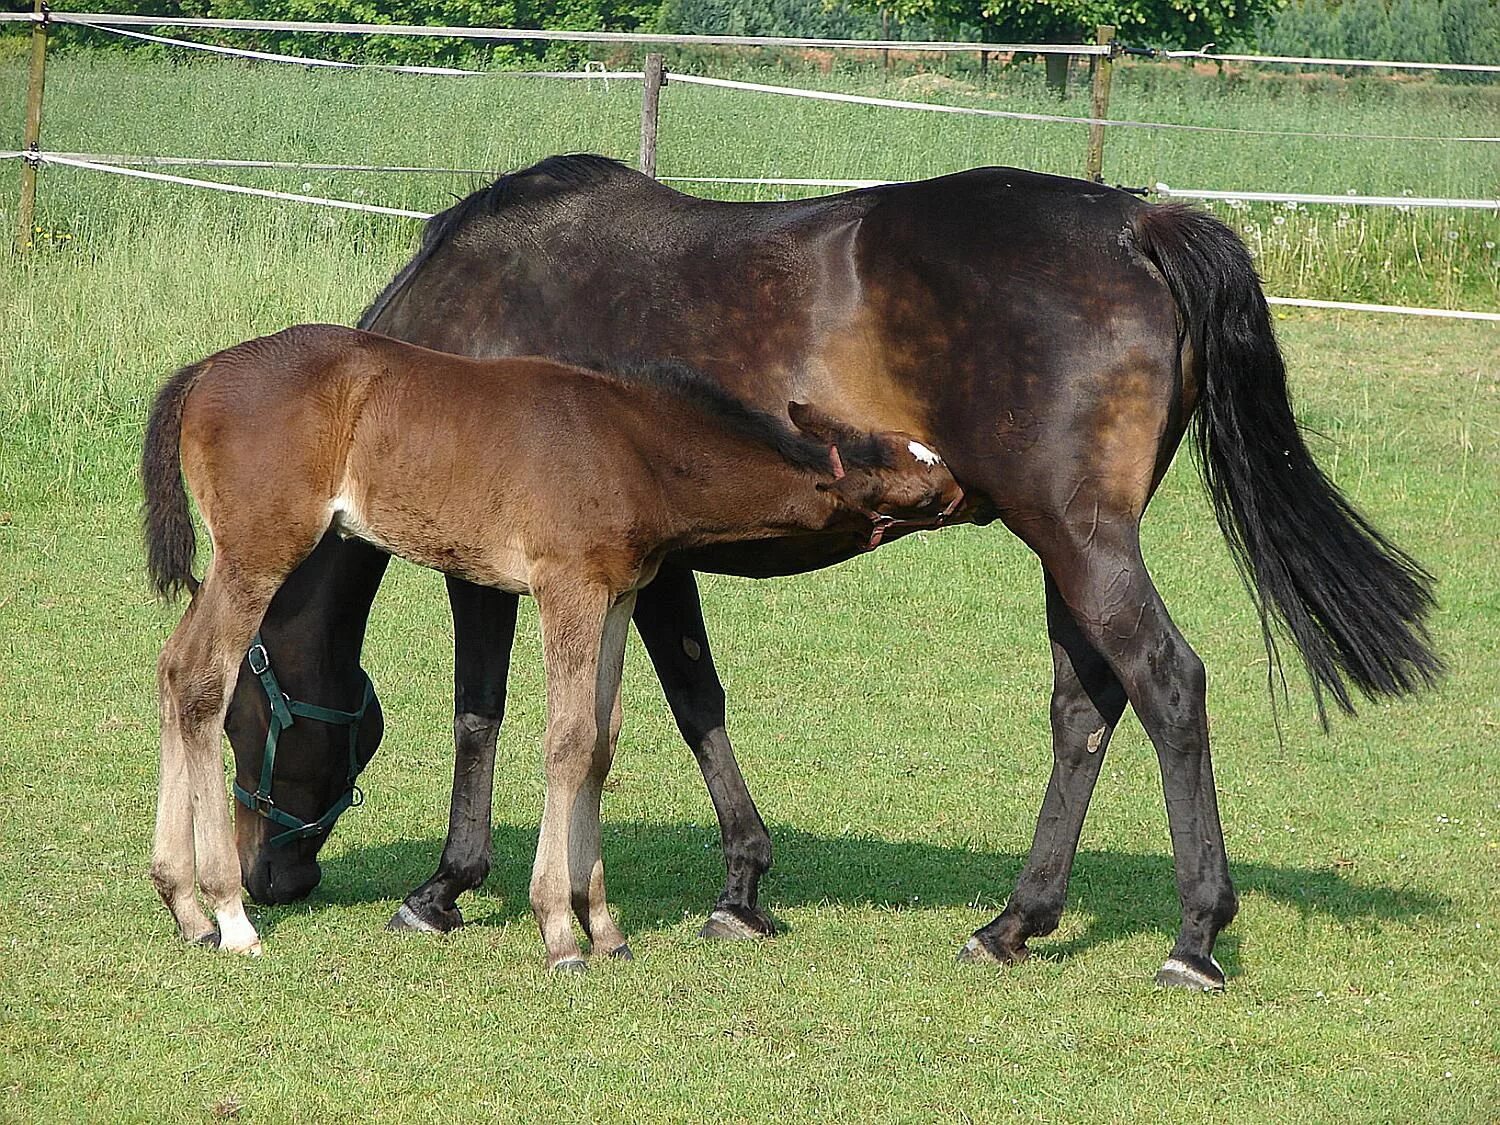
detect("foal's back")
(181, 325), (701, 591)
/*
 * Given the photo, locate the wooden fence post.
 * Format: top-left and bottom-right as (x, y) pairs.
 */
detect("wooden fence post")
(1084, 24), (1115, 183)
(639, 52), (664, 179)
(16, 0), (49, 253)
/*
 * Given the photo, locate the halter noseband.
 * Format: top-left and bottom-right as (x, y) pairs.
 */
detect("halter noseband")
(232, 634), (375, 848)
(862, 489), (967, 550)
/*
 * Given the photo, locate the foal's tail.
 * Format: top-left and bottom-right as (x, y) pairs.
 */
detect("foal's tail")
(141, 361), (206, 600)
(1133, 203), (1442, 725)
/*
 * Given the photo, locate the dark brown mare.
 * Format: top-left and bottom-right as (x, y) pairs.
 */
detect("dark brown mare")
(217, 156), (1439, 989)
(141, 324), (964, 963)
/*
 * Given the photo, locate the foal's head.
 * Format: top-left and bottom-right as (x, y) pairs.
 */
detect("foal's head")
(788, 402), (966, 539)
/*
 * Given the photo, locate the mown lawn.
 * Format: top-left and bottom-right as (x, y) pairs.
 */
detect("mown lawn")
(1, 184), (1497, 1119)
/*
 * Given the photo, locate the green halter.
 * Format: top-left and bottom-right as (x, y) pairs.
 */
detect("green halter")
(231, 634), (375, 848)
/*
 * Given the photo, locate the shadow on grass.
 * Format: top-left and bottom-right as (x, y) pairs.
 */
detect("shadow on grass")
(254, 821), (1448, 962)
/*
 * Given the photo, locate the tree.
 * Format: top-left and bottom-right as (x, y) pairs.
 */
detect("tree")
(861, 0), (1278, 50)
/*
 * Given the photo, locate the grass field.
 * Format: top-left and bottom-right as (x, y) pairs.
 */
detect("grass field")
(2, 49), (1499, 1124)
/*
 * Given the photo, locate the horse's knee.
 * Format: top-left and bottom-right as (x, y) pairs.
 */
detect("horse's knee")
(159, 648), (225, 732)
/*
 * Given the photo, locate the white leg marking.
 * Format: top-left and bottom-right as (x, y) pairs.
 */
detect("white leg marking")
(215, 902), (262, 956)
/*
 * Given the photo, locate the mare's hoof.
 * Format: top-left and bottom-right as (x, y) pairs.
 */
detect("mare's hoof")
(700, 905), (779, 941)
(192, 929), (221, 949)
(1155, 955), (1226, 992)
(386, 902), (460, 935)
(608, 943), (635, 962)
(552, 957), (589, 974)
(955, 934), (1026, 966)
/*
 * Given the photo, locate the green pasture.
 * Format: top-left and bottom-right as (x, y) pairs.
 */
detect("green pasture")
(1, 50), (1499, 1124)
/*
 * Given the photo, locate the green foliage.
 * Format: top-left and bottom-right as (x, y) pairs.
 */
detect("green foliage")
(1258, 0), (1500, 72)
(656, 0), (883, 37)
(853, 0), (1278, 49)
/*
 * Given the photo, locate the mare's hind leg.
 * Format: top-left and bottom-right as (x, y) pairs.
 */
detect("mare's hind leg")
(389, 578), (520, 934)
(633, 564), (777, 940)
(959, 572), (1128, 967)
(155, 569), (279, 954)
(1027, 521), (1237, 988)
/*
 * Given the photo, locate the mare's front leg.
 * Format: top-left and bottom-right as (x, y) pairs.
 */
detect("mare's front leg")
(530, 577), (631, 970)
(959, 572), (1128, 966)
(633, 564), (777, 940)
(389, 578), (520, 934)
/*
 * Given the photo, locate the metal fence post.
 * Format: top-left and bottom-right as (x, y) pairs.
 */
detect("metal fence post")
(1084, 24), (1116, 183)
(639, 52), (664, 179)
(16, 0), (50, 253)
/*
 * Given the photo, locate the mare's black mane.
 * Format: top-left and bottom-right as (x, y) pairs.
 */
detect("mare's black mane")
(357, 154), (635, 332)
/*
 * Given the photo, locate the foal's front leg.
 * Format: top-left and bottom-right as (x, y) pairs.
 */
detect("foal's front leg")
(530, 579), (633, 970)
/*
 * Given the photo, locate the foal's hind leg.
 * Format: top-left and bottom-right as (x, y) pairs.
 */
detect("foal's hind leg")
(959, 572), (1128, 967)
(390, 577), (520, 935)
(1027, 521), (1237, 989)
(567, 593), (635, 961)
(155, 570), (278, 954)
(152, 597), (217, 946)
(633, 565), (777, 940)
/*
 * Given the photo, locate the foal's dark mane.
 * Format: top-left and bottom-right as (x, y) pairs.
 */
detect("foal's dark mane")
(581, 357), (894, 475)
(358, 155), (637, 332)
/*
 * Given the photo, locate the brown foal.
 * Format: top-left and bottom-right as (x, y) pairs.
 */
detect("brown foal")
(141, 323), (964, 966)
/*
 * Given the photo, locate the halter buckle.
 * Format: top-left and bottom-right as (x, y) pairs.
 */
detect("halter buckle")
(246, 642), (270, 675)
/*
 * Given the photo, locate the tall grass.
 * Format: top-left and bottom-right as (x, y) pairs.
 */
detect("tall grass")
(0, 55), (1495, 306)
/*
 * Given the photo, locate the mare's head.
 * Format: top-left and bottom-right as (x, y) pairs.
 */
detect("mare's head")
(228, 640), (384, 906)
(788, 402), (966, 541)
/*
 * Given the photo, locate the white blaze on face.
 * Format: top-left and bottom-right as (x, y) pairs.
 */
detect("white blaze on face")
(907, 440), (942, 467)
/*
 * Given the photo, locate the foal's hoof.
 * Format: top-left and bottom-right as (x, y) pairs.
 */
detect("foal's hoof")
(1155, 955), (1226, 992)
(955, 934), (1026, 966)
(608, 943), (635, 962)
(192, 929), (221, 949)
(700, 905), (779, 941)
(551, 957), (589, 974)
(386, 902), (460, 935)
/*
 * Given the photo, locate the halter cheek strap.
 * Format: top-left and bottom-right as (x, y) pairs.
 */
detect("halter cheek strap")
(231, 634), (375, 848)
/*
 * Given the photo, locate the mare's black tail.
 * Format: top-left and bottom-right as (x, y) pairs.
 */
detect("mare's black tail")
(1133, 203), (1442, 725)
(141, 362), (206, 600)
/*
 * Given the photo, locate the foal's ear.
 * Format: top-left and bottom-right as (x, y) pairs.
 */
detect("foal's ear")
(789, 401), (860, 445)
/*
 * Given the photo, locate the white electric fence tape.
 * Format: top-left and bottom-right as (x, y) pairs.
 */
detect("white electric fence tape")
(665, 73), (1499, 143)
(1164, 48), (1500, 75)
(1154, 184), (1500, 210)
(35, 154), (436, 219)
